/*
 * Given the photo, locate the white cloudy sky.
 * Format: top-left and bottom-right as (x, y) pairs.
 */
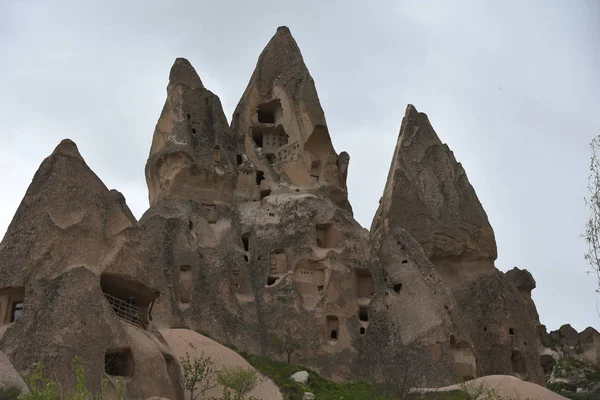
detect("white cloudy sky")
(1, 0), (599, 332)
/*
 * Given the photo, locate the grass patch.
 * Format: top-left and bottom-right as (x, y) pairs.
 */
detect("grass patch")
(238, 351), (465, 400)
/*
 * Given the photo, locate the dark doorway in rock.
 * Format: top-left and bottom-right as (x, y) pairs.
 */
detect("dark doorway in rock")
(266, 276), (278, 286)
(509, 328), (515, 336)
(252, 130), (263, 148)
(360, 327), (366, 335)
(257, 100), (281, 124)
(241, 233), (250, 252)
(256, 171), (265, 186)
(393, 283), (402, 294)
(511, 350), (527, 375)
(358, 307), (369, 322)
(327, 316), (339, 341)
(236, 154), (243, 166)
(105, 348), (133, 376)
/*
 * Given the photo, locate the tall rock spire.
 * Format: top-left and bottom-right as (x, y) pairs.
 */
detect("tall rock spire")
(371, 105), (544, 384)
(146, 58), (237, 206)
(371, 105), (496, 265)
(231, 27), (351, 211)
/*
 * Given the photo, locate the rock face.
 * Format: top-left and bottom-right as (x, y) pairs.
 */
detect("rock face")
(371, 105), (544, 384)
(0, 26), (548, 395)
(231, 26), (351, 212)
(146, 58), (237, 206)
(0, 141), (183, 399)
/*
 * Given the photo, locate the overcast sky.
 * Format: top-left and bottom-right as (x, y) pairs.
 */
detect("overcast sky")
(1, 0), (599, 333)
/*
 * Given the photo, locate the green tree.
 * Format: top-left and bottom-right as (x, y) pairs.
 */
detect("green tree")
(217, 366), (261, 400)
(585, 135), (600, 293)
(270, 331), (302, 364)
(180, 352), (218, 400)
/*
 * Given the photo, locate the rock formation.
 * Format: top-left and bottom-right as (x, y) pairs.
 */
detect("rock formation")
(0, 140), (183, 399)
(371, 105), (544, 384)
(0, 26), (550, 397)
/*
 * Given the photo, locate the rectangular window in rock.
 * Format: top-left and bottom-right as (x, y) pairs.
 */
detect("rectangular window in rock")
(201, 203), (217, 224)
(269, 250), (287, 275)
(257, 100), (282, 124)
(105, 348), (133, 377)
(327, 316), (339, 341)
(316, 223), (341, 248)
(0, 287), (25, 327)
(354, 269), (374, 299)
(179, 265), (192, 304)
(358, 306), (369, 322)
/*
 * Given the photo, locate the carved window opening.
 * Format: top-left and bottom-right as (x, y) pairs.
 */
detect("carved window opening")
(310, 160), (321, 179)
(257, 100), (282, 124)
(100, 274), (157, 330)
(201, 203), (217, 224)
(393, 283), (402, 294)
(266, 276), (278, 286)
(354, 269), (374, 299)
(509, 328), (515, 336)
(105, 348), (133, 377)
(178, 265), (193, 304)
(451, 339), (477, 381)
(11, 301), (23, 323)
(360, 327), (366, 335)
(212, 145), (221, 165)
(260, 189), (271, 199)
(242, 233), (250, 252)
(0, 287), (25, 327)
(358, 306), (369, 322)
(236, 154), (243, 166)
(401, 260), (408, 264)
(327, 316), (339, 341)
(511, 350), (526, 375)
(256, 171), (265, 186)
(252, 129), (263, 148)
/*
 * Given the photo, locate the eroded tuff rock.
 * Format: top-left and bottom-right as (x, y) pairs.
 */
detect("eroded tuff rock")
(146, 58), (237, 205)
(371, 105), (544, 384)
(0, 141), (183, 399)
(371, 104), (496, 265)
(231, 26), (351, 212)
(0, 26), (550, 394)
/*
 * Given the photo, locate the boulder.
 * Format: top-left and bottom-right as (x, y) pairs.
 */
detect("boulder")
(302, 393), (315, 400)
(291, 371), (309, 385)
(160, 329), (282, 400)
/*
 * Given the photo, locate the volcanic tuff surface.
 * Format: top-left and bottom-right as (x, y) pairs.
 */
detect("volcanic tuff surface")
(0, 26), (567, 397)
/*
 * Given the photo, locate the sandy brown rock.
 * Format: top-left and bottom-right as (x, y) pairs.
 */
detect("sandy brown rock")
(161, 329), (282, 400)
(0, 26), (553, 392)
(371, 105), (544, 384)
(146, 58), (238, 206)
(231, 26), (351, 212)
(0, 140), (183, 399)
(371, 104), (496, 264)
